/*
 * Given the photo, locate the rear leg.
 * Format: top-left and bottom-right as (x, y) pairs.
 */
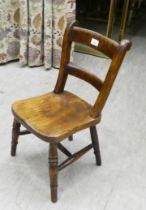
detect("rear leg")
(90, 126), (102, 166)
(11, 119), (20, 156)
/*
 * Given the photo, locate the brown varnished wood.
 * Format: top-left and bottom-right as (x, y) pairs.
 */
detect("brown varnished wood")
(90, 126), (101, 166)
(12, 91), (101, 143)
(65, 62), (103, 91)
(49, 143), (58, 203)
(91, 40), (132, 117)
(11, 119), (20, 156)
(54, 22), (77, 93)
(57, 143), (72, 157)
(11, 21), (132, 202)
(54, 22), (132, 118)
(71, 26), (119, 59)
(19, 130), (31, 135)
(58, 144), (93, 171)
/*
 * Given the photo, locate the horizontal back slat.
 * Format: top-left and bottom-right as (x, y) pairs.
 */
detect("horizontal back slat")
(54, 21), (132, 118)
(65, 63), (103, 91)
(71, 26), (119, 59)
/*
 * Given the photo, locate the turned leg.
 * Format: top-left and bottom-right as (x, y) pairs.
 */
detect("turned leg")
(68, 135), (73, 141)
(90, 126), (102, 166)
(11, 119), (20, 156)
(49, 143), (58, 203)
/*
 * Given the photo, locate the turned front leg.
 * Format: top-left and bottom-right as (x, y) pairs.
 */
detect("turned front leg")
(11, 119), (20, 156)
(49, 143), (58, 203)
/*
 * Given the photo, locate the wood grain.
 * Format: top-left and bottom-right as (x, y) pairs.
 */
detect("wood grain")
(12, 91), (101, 143)
(49, 143), (58, 203)
(11, 21), (132, 202)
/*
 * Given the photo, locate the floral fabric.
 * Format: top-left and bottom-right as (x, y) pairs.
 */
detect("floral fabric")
(0, 0), (76, 69)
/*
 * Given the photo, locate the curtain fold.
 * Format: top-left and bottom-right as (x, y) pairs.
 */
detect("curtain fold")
(0, 0), (76, 69)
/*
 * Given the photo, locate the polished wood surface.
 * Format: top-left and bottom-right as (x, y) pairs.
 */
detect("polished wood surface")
(11, 119), (20, 156)
(11, 21), (131, 202)
(12, 91), (101, 143)
(90, 126), (101, 166)
(65, 62), (103, 91)
(49, 143), (58, 203)
(55, 22), (132, 118)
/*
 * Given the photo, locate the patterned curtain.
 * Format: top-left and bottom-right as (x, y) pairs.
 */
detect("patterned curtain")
(0, 0), (76, 69)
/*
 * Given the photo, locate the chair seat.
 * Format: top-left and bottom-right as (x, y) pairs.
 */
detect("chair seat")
(12, 91), (101, 143)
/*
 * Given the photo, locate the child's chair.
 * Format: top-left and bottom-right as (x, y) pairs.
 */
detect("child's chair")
(11, 22), (132, 202)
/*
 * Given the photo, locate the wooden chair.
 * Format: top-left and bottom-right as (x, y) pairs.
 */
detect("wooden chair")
(11, 22), (132, 203)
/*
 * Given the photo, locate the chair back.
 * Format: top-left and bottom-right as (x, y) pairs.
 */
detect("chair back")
(54, 22), (132, 118)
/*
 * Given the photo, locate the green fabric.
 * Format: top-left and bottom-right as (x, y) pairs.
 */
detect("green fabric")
(0, 0), (76, 69)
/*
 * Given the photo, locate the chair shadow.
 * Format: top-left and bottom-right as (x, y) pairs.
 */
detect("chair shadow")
(21, 148), (99, 194)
